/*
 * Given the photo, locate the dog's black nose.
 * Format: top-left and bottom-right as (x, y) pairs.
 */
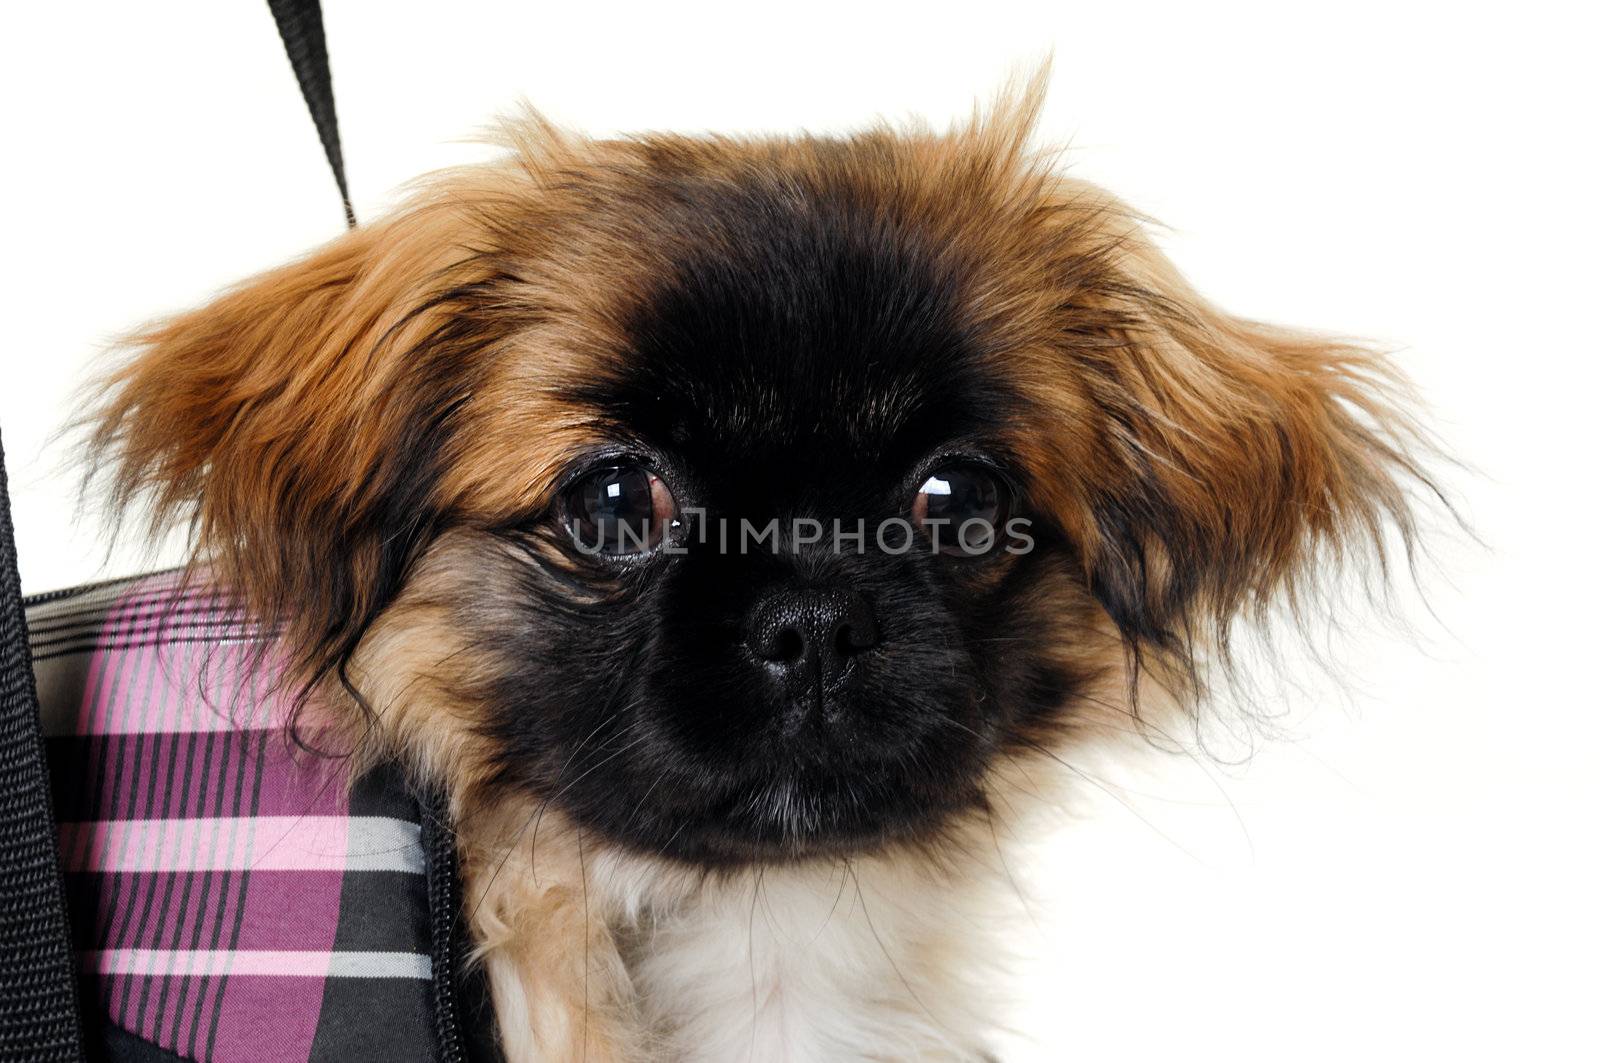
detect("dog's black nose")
(748, 588), (879, 688)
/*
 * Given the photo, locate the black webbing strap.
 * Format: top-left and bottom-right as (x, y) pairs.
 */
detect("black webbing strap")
(0, 12), (387, 1059)
(267, 0), (358, 229)
(0, 434), (85, 1061)
(264, 16), (497, 1056)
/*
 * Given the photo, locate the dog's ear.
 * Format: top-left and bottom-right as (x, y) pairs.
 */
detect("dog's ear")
(86, 201), (514, 696)
(1020, 187), (1440, 677)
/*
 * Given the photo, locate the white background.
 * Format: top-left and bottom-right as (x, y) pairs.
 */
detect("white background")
(3, 2), (1596, 1059)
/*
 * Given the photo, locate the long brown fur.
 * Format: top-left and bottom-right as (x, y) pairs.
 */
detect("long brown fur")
(83, 74), (1439, 1058)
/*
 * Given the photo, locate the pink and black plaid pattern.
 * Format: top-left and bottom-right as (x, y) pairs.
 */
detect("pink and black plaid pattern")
(28, 574), (447, 1062)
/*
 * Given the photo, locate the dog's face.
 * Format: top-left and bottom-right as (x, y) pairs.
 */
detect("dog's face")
(470, 178), (1091, 864)
(90, 93), (1426, 867)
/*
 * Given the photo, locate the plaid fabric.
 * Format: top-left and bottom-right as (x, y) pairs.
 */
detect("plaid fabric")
(27, 573), (448, 1062)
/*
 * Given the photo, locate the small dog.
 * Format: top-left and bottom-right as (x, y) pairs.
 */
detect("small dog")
(85, 77), (1434, 1060)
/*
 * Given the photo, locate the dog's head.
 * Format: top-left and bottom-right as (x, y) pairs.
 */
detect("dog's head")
(89, 85), (1430, 866)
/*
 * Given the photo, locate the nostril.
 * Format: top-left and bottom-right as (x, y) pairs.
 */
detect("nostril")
(771, 627), (806, 664)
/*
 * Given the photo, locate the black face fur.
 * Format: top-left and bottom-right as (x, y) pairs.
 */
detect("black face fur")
(473, 180), (1087, 866)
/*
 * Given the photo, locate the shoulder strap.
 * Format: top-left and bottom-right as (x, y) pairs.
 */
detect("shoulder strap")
(0, 432), (86, 1061)
(267, 0), (358, 229)
(0, 12), (369, 1058)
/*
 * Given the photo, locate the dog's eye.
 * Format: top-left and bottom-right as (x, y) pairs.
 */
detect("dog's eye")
(563, 465), (679, 556)
(912, 465), (1008, 555)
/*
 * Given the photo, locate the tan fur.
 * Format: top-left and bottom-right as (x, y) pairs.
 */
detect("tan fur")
(85, 73), (1434, 1059)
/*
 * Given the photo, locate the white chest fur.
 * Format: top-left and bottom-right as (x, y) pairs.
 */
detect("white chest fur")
(466, 807), (1019, 1062)
(603, 856), (1003, 1062)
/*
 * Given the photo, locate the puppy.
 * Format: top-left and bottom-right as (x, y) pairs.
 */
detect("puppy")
(85, 78), (1434, 1060)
